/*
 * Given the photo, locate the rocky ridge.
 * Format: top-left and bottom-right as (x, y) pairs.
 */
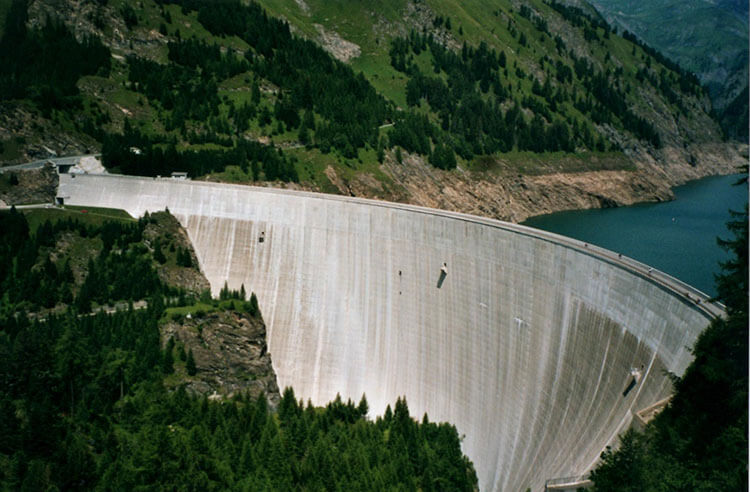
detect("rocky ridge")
(0, 162), (58, 206)
(162, 309), (281, 405)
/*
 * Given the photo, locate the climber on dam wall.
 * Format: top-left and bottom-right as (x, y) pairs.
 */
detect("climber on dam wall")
(623, 365), (644, 397)
(437, 262), (448, 288)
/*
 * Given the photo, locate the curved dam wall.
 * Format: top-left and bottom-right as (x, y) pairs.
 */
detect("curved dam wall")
(59, 174), (715, 491)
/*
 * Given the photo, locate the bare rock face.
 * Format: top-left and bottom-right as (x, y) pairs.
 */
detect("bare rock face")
(143, 211), (210, 296)
(0, 162), (58, 205)
(314, 24), (361, 62)
(163, 309), (281, 406)
(315, 143), (744, 224)
(0, 102), (99, 165)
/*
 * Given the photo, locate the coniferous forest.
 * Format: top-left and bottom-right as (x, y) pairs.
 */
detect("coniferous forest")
(0, 208), (478, 491)
(0, 0), (729, 185)
(104, 0), (391, 179)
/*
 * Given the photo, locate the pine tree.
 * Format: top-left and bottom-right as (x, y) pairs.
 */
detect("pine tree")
(154, 242), (166, 264)
(249, 292), (259, 317)
(357, 394), (369, 418)
(376, 137), (385, 163)
(251, 79), (261, 105)
(186, 348), (197, 375)
(162, 337), (175, 374)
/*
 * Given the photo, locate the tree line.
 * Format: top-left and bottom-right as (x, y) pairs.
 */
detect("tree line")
(102, 119), (299, 181)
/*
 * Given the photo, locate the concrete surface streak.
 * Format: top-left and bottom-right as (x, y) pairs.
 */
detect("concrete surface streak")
(59, 174), (714, 492)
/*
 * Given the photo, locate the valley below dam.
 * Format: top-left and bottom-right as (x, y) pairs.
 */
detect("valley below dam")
(58, 173), (720, 491)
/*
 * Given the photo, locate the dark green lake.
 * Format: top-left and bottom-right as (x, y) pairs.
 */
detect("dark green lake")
(523, 174), (748, 296)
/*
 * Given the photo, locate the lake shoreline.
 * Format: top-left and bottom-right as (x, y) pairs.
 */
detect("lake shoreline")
(276, 141), (747, 224)
(522, 173), (748, 295)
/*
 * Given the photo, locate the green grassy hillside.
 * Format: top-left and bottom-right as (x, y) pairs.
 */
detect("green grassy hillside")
(0, 0), (726, 192)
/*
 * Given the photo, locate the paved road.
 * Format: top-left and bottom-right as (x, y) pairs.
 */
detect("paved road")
(0, 154), (101, 172)
(0, 203), (54, 210)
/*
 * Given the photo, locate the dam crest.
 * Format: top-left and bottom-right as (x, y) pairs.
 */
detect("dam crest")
(59, 174), (717, 491)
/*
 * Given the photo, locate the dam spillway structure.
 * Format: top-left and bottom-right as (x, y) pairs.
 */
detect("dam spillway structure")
(59, 173), (718, 491)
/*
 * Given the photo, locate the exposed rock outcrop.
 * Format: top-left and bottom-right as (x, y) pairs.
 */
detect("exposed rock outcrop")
(314, 24), (361, 62)
(143, 211), (210, 296)
(162, 309), (281, 406)
(0, 162), (58, 205)
(314, 142), (745, 223)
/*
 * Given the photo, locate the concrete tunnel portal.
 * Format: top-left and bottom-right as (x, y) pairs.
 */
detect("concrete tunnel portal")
(58, 173), (717, 492)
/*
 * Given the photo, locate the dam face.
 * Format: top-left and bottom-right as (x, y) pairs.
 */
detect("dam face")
(59, 174), (714, 491)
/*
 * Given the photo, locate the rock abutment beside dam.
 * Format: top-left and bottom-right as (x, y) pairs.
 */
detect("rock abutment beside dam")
(59, 174), (715, 491)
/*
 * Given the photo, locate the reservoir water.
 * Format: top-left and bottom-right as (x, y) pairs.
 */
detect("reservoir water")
(523, 174), (748, 296)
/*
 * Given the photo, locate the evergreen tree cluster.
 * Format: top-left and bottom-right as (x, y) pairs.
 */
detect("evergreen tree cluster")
(0, 0), (111, 116)
(544, 1), (611, 34)
(388, 15), (678, 162)
(176, 245), (194, 267)
(591, 186), (748, 490)
(0, 306), (170, 491)
(546, 0), (701, 109)
(194, 0), (390, 155)
(0, 210), (478, 491)
(102, 119), (298, 181)
(0, 208), (180, 315)
(618, 29), (702, 97)
(127, 54), (223, 127)
(74, 247), (164, 313)
(219, 282), (260, 318)
(116, 0), (390, 163)
(389, 32), (583, 161)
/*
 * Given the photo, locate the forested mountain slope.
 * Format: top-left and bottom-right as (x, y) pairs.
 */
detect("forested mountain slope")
(583, 0), (748, 140)
(0, 206), (478, 491)
(0, 0), (743, 221)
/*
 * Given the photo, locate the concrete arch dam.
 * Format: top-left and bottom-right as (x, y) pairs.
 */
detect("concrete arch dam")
(59, 174), (716, 491)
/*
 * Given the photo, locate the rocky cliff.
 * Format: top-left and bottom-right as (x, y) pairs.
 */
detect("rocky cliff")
(162, 309), (281, 405)
(306, 141), (745, 223)
(0, 162), (57, 206)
